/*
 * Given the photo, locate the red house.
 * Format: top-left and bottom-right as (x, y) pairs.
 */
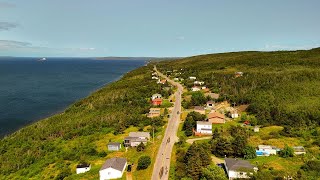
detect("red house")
(152, 98), (163, 106)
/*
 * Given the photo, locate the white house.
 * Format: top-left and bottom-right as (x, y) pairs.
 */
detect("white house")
(173, 78), (179, 81)
(293, 146), (306, 155)
(225, 158), (258, 180)
(254, 126), (260, 132)
(100, 157), (127, 180)
(191, 86), (200, 91)
(189, 76), (197, 80)
(230, 110), (239, 119)
(151, 93), (162, 100)
(196, 121), (212, 135)
(124, 132), (150, 147)
(76, 164), (91, 174)
(152, 76), (159, 80)
(108, 142), (121, 151)
(206, 101), (215, 109)
(194, 81), (205, 85)
(256, 145), (277, 156)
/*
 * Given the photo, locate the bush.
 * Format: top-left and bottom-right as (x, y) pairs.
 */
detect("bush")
(136, 142), (146, 152)
(279, 144), (294, 158)
(137, 156), (151, 170)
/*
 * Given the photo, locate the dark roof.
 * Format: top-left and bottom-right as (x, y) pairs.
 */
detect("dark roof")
(100, 157), (127, 171)
(225, 158), (254, 171)
(108, 142), (121, 146)
(124, 136), (147, 142)
(77, 163), (90, 168)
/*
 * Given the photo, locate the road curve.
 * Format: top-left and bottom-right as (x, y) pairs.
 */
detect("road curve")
(151, 66), (183, 180)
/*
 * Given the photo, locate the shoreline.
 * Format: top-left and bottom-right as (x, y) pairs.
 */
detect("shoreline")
(0, 61), (147, 139)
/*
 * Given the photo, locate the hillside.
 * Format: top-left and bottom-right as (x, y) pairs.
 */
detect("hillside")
(0, 65), (173, 179)
(154, 48), (320, 180)
(157, 48), (320, 127)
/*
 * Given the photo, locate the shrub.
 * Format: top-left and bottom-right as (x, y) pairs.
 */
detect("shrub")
(137, 156), (151, 170)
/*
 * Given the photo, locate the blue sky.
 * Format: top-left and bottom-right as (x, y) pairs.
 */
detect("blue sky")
(0, 0), (320, 57)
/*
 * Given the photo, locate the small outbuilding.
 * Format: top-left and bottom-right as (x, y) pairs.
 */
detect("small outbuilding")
(293, 146), (306, 155)
(196, 121), (212, 135)
(76, 163), (91, 174)
(191, 86), (201, 91)
(108, 142), (121, 151)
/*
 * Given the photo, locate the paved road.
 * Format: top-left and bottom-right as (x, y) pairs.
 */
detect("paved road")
(151, 66), (183, 180)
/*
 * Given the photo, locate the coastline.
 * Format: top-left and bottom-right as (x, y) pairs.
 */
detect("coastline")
(0, 60), (147, 138)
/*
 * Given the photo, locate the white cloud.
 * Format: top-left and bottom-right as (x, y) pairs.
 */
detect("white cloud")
(0, 40), (31, 49)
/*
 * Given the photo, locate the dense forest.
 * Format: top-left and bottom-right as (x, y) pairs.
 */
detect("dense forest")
(157, 48), (320, 129)
(0, 65), (171, 179)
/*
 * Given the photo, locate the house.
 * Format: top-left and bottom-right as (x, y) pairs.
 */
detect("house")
(173, 78), (179, 81)
(108, 142), (121, 151)
(194, 106), (205, 114)
(201, 86), (207, 90)
(99, 157), (127, 180)
(152, 76), (159, 80)
(206, 101), (215, 109)
(196, 121), (212, 135)
(194, 81), (205, 85)
(256, 145), (277, 156)
(129, 132), (150, 139)
(235, 72), (243, 78)
(225, 158), (258, 180)
(254, 126), (260, 132)
(160, 79), (167, 84)
(230, 109), (239, 118)
(191, 86), (201, 91)
(147, 108), (161, 118)
(152, 93), (162, 100)
(208, 112), (225, 124)
(76, 163), (91, 174)
(189, 76), (197, 80)
(152, 98), (163, 106)
(293, 146), (306, 155)
(124, 132), (150, 147)
(205, 93), (220, 100)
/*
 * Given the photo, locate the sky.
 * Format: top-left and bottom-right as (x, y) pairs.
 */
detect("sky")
(0, 0), (320, 57)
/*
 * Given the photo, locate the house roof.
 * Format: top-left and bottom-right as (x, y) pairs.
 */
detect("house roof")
(293, 146), (305, 152)
(100, 157), (127, 171)
(225, 158), (254, 171)
(77, 163), (90, 168)
(124, 136), (148, 142)
(108, 142), (121, 146)
(197, 121), (212, 126)
(150, 108), (161, 111)
(207, 101), (215, 104)
(129, 132), (150, 139)
(208, 112), (225, 119)
(258, 145), (273, 150)
(152, 94), (162, 98)
(194, 106), (205, 111)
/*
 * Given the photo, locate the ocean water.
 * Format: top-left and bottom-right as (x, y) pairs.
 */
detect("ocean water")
(0, 57), (145, 137)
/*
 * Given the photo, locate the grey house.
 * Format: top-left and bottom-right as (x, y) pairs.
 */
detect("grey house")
(108, 142), (121, 151)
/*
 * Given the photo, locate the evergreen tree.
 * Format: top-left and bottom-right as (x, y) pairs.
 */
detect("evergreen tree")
(200, 164), (228, 180)
(279, 144), (294, 158)
(136, 142), (146, 152)
(243, 145), (257, 159)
